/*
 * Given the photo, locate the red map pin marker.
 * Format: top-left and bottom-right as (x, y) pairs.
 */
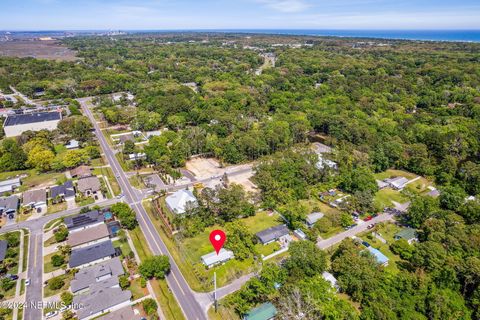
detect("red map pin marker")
(209, 230), (226, 255)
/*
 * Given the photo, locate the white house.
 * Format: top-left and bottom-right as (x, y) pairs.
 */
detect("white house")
(201, 249), (234, 269)
(165, 189), (198, 214)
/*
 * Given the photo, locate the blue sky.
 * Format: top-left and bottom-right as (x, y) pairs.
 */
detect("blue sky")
(2, 0), (480, 30)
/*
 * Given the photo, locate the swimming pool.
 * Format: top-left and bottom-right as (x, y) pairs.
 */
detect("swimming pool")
(104, 212), (113, 220)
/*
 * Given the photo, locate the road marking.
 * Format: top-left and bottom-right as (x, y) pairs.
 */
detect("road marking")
(33, 234), (38, 268)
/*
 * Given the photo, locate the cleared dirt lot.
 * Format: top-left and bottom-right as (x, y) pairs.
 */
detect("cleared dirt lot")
(228, 171), (257, 192)
(186, 157), (224, 179)
(0, 40), (77, 61)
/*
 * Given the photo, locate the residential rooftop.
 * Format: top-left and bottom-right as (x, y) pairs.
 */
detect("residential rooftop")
(67, 224), (110, 248)
(64, 210), (105, 231)
(50, 180), (75, 199)
(201, 248), (234, 267)
(22, 188), (46, 205)
(0, 240), (7, 261)
(70, 257), (124, 293)
(256, 225), (290, 244)
(244, 302), (277, 320)
(69, 240), (115, 268)
(165, 189), (198, 214)
(73, 286), (132, 320)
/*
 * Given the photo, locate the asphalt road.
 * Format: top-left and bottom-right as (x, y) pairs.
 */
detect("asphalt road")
(317, 212), (394, 250)
(79, 98), (207, 320)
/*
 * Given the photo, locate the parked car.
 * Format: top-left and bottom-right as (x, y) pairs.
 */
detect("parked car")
(59, 305), (71, 312)
(367, 223), (375, 229)
(45, 311), (58, 319)
(362, 241), (371, 247)
(25, 279), (30, 286)
(5, 274), (18, 280)
(364, 216), (373, 221)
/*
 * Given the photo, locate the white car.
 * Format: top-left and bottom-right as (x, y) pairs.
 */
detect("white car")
(59, 305), (71, 312)
(25, 279), (30, 286)
(45, 311), (58, 319)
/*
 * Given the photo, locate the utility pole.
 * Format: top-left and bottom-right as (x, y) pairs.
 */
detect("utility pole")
(214, 271), (218, 312)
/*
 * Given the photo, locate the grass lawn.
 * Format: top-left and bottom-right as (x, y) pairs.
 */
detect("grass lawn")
(374, 169), (417, 181)
(112, 239), (133, 259)
(44, 252), (67, 273)
(0, 169), (64, 190)
(90, 158), (105, 167)
(405, 177), (433, 194)
(129, 227), (152, 262)
(1, 281), (17, 300)
(44, 235), (57, 247)
(359, 222), (404, 274)
(208, 304), (240, 320)
(44, 219), (64, 232)
(47, 202), (67, 214)
(129, 277), (149, 300)
(92, 167), (121, 196)
(22, 232), (29, 273)
(20, 279), (25, 295)
(16, 212), (33, 223)
(115, 153), (131, 172)
(374, 188), (409, 209)
(0, 231), (21, 275)
(151, 279), (186, 320)
(75, 197), (95, 207)
(299, 198), (342, 216)
(128, 175), (144, 189)
(44, 273), (73, 298)
(143, 200), (264, 291)
(255, 242), (281, 257)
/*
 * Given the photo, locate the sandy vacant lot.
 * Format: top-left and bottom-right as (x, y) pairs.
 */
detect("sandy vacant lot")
(228, 171), (257, 193)
(0, 40), (77, 61)
(186, 157), (224, 179)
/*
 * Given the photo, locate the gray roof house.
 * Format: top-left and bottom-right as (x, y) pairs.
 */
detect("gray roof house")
(22, 189), (47, 209)
(70, 257), (124, 294)
(67, 224), (110, 249)
(306, 212), (324, 228)
(69, 240), (116, 269)
(0, 178), (21, 195)
(201, 249), (234, 269)
(77, 176), (101, 197)
(98, 306), (140, 320)
(322, 271), (339, 291)
(0, 195), (19, 216)
(385, 177), (409, 190)
(50, 180), (75, 202)
(165, 189), (198, 214)
(0, 240), (8, 262)
(73, 286), (132, 320)
(64, 210), (105, 233)
(256, 225), (290, 245)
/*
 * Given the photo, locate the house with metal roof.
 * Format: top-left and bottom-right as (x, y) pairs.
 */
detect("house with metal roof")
(201, 249), (234, 269)
(0, 178), (21, 195)
(394, 228), (418, 244)
(322, 271), (339, 291)
(0, 195), (19, 217)
(73, 286), (132, 320)
(256, 225), (290, 245)
(384, 176), (409, 190)
(69, 240), (116, 269)
(243, 302), (277, 320)
(64, 210), (105, 233)
(22, 188), (47, 213)
(366, 247), (389, 266)
(306, 212), (324, 228)
(3, 111), (62, 137)
(165, 189), (198, 214)
(70, 257), (124, 294)
(67, 224), (110, 249)
(50, 180), (75, 203)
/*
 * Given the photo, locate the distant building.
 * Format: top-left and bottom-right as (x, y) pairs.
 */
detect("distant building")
(22, 189), (47, 213)
(73, 286), (132, 320)
(68, 224), (111, 249)
(0, 195), (19, 217)
(128, 153), (146, 161)
(64, 210), (105, 233)
(366, 247), (389, 266)
(243, 302), (277, 320)
(322, 271), (339, 291)
(77, 176), (101, 199)
(69, 240), (116, 269)
(70, 257), (124, 294)
(0, 178), (21, 195)
(306, 212), (324, 228)
(293, 229), (307, 240)
(394, 228), (418, 244)
(50, 180), (75, 203)
(376, 179), (389, 189)
(3, 111), (61, 137)
(384, 177), (409, 190)
(256, 225), (290, 245)
(165, 189), (198, 214)
(97, 306), (140, 320)
(201, 249), (234, 269)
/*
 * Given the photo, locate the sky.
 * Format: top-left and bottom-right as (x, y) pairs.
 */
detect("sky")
(1, 0), (480, 30)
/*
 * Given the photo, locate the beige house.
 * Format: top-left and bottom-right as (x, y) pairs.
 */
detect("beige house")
(77, 176), (101, 199)
(67, 224), (110, 249)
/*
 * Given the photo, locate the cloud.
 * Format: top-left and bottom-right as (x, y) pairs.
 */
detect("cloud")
(256, 0), (310, 13)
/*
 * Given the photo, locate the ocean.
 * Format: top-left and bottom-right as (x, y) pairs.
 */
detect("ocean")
(2, 29), (480, 43)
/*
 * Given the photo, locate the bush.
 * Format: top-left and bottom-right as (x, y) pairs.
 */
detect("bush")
(61, 291), (73, 306)
(139, 255), (171, 279)
(51, 254), (65, 267)
(140, 277), (147, 288)
(54, 226), (69, 242)
(119, 275), (130, 290)
(0, 278), (15, 291)
(142, 298), (158, 316)
(48, 277), (65, 290)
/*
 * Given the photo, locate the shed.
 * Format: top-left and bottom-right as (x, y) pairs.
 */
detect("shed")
(367, 247), (389, 266)
(394, 228), (418, 244)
